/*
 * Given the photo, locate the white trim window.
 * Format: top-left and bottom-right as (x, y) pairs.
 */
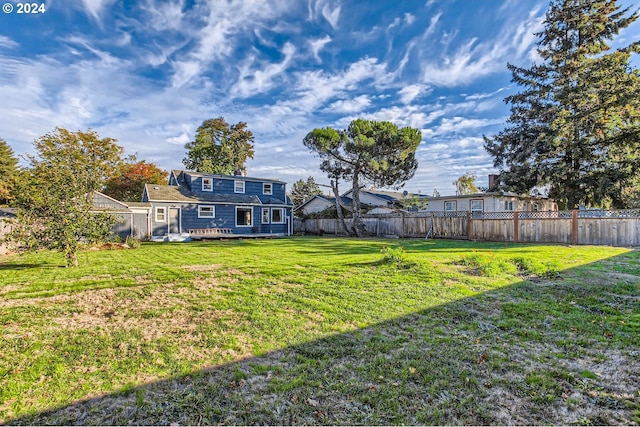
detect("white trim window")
(504, 200), (514, 211)
(202, 178), (213, 192)
(155, 207), (166, 222)
(444, 201), (457, 213)
(234, 180), (245, 194)
(271, 208), (285, 224)
(236, 206), (252, 226)
(198, 205), (215, 218)
(470, 199), (484, 217)
(263, 183), (273, 195)
(261, 208), (270, 224)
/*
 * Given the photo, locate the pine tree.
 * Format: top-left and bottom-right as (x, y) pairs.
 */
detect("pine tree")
(0, 138), (19, 206)
(304, 119), (421, 236)
(484, 0), (640, 209)
(288, 176), (323, 211)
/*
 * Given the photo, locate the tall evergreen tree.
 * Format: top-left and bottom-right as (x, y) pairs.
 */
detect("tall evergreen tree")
(183, 117), (255, 175)
(484, 0), (640, 209)
(0, 138), (19, 206)
(303, 119), (421, 236)
(288, 176), (323, 211)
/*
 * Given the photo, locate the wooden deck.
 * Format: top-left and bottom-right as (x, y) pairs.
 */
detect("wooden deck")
(187, 228), (285, 240)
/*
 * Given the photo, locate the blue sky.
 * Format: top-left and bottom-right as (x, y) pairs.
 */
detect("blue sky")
(1, 0), (639, 196)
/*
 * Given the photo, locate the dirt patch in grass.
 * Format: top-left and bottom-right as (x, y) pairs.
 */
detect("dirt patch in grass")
(181, 264), (223, 272)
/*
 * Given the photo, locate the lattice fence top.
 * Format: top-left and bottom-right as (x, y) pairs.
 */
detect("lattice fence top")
(362, 209), (640, 220)
(576, 209), (640, 218)
(473, 209), (640, 219)
(518, 211), (572, 219)
(475, 212), (515, 220)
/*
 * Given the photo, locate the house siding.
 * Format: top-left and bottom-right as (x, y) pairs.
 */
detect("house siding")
(146, 171), (292, 237)
(149, 202), (290, 236)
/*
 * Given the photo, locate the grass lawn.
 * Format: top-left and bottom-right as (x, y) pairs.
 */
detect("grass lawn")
(0, 237), (638, 425)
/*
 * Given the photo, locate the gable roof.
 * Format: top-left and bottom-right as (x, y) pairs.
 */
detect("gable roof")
(144, 183), (263, 205)
(342, 189), (428, 204)
(296, 194), (353, 212)
(172, 169), (287, 185)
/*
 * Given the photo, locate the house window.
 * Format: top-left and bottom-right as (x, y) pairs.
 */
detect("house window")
(155, 207), (166, 222)
(236, 207), (252, 226)
(202, 178), (213, 192)
(504, 200), (514, 211)
(470, 199), (484, 218)
(198, 205), (215, 218)
(533, 202), (540, 212)
(261, 208), (270, 224)
(263, 183), (273, 195)
(271, 208), (284, 224)
(234, 180), (245, 194)
(444, 201), (457, 213)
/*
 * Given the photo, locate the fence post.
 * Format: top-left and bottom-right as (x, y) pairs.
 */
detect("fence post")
(466, 211), (471, 239)
(572, 210), (578, 245)
(514, 212), (519, 243)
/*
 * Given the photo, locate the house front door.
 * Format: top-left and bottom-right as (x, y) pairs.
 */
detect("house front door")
(168, 208), (180, 234)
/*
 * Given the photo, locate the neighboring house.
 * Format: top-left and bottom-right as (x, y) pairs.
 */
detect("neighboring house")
(422, 192), (557, 216)
(296, 195), (353, 216)
(297, 189), (428, 216)
(342, 189), (429, 209)
(142, 170), (293, 239)
(91, 192), (152, 240)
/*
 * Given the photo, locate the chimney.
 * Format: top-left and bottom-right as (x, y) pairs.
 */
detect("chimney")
(488, 174), (499, 191)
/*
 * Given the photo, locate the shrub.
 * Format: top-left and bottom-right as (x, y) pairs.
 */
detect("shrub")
(381, 246), (405, 263)
(459, 251), (518, 277)
(125, 236), (142, 249)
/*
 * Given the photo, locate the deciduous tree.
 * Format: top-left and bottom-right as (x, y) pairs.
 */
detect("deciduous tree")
(453, 172), (480, 195)
(484, 0), (640, 209)
(183, 117), (255, 175)
(103, 159), (168, 202)
(8, 128), (124, 267)
(303, 119), (421, 236)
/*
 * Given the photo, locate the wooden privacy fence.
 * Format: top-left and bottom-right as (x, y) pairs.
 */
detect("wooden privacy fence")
(294, 209), (640, 246)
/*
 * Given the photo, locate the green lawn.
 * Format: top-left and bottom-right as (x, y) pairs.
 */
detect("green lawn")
(1, 237), (638, 425)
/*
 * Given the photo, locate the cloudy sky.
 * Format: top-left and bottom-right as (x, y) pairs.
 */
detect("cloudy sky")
(1, 0), (639, 195)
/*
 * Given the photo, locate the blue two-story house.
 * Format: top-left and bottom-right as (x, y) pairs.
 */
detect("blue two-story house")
(142, 170), (293, 240)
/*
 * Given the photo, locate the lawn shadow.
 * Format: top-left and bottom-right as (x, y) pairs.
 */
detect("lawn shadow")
(5, 250), (640, 426)
(0, 262), (54, 270)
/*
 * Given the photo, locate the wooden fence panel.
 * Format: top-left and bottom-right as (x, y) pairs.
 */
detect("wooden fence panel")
(294, 210), (640, 247)
(469, 219), (514, 242)
(431, 216), (468, 238)
(578, 218), (640, 246)
(518, 218), (573, 244)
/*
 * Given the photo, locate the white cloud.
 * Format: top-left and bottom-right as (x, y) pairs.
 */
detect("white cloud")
(231, 42), (296, 98)
(310, 0), (341, 29)
(326, 95), (372, 113)
(418, 4), (545, 87)
(404, 13), (416, 25)
(398, 84), (428, 104)
(423, 116), (503, 138)
(0, 36), (18, 49)
(309, 35), (332, 62)
(80, 0), (117, 24)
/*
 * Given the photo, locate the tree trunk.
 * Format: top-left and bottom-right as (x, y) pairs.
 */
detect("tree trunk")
(331, 179), (349, 235)
(351, 172), (366, 237)
(66, 250), (78, 267)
